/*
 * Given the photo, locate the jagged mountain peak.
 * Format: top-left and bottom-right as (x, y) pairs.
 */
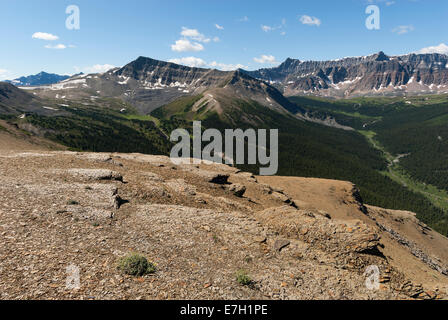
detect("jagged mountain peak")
(373, 51), (390, 61)
(120, 56), (210, 72)
(115, 55), (219, 82)
(117, 56), (169, 77)
(279, 57), (301, 68)
(132, 56), (172, 67)
(226, 68), (257, 83)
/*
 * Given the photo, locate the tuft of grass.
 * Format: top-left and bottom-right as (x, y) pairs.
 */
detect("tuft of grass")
(236, 269), (252, 286)
(117, 253), (156, 276)
(212, 234), (220, 244)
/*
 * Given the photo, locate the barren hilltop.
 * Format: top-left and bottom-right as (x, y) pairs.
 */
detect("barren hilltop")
(0, 127), (447, 300)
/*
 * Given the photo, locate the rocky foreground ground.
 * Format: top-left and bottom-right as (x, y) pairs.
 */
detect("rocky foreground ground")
(0, 137), (447, 299)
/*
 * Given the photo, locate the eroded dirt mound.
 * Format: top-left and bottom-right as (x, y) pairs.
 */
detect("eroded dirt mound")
(0, 150), (447, 300)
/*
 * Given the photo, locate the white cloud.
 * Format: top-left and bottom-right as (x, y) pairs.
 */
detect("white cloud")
(0, 69), (10, 80)
(417, 43), (448, 55)
(261, 23), (286, 33)
(239, 16), (249, 22)
(82, 64), (116, 74)
(261, 25), (273, 32)
(261, 20), (286, 34)
(181, 27), (210, 43)
(169, 57), (207, 68)
(44, 44), (67, 50)
(299, 15), (321, 27)
(171, 39), (204, 52)
(392, 25), (414, 35)
(215, 24), (224, 30)
(32, 32), (59, 41)
(253, 55), (278, 64)
(180, 27), (200, 37)
(209, 61), (247, 71)
(386, 1), (395, 6)
(171, 27), (218, 52)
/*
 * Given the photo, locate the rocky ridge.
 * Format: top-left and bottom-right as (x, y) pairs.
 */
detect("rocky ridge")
(0, 147), (447, 300)
(244, 52), (448, 97)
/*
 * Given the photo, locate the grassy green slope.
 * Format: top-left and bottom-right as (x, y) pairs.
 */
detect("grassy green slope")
(7, 99), (172, 155)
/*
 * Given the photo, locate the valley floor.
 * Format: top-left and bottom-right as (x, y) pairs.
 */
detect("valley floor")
(360, 130), (448, 212)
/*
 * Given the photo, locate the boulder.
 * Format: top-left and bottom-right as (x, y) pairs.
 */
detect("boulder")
(229, 183), (246, 197)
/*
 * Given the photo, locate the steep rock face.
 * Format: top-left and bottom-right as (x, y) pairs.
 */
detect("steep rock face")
(111, 57), (300, 113)
(244, 52), (448, 97)
(116, 56), (227, 89)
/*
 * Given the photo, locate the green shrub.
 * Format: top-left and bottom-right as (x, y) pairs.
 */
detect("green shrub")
(236, 269), (252, 286)
(117, 253), (156, 276)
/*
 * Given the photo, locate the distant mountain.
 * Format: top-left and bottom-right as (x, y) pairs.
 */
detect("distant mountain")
(243, 52), (448, 98)
(6, 71), (71, 87)
(110, 56), (303, 115)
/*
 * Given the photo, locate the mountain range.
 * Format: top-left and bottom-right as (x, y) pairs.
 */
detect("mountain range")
(6, 56), (301, 123)
(244, 52), (448, 98)
(4, 51), (448, 115)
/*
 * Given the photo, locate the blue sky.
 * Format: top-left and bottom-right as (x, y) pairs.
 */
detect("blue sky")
(1, 0), (447, 80)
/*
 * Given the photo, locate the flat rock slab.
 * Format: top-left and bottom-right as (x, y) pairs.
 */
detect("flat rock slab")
(66, 169), (123, 182)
